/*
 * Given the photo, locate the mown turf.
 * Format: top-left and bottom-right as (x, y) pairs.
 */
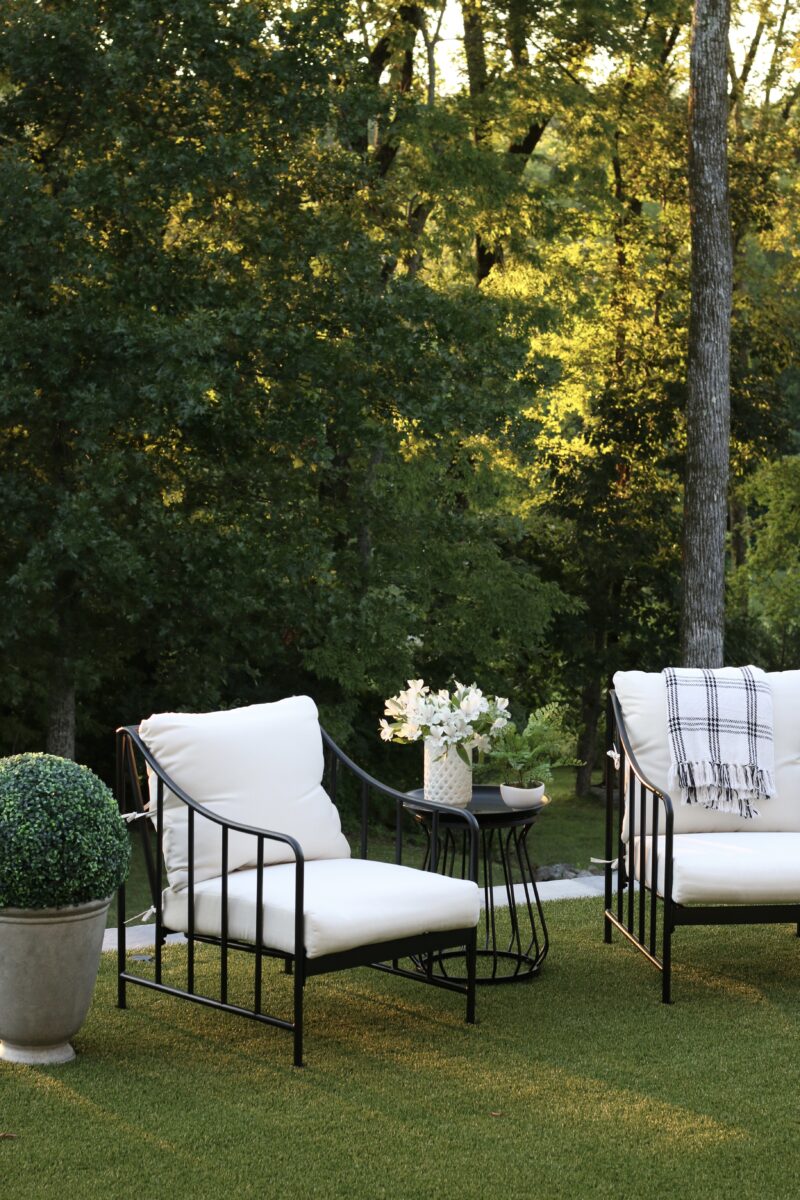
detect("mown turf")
(6, 898), (800, 1199)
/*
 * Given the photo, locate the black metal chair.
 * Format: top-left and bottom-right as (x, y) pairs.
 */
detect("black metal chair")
(116, 717), (480, 1067)
(604, 678), (800, 1002)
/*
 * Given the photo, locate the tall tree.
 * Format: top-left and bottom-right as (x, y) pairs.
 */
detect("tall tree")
(681, 0), (733, 666)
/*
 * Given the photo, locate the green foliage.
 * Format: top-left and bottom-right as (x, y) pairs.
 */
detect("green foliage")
(0, 0), (797, 790)
(0, 753), (130, 908)
(475, 703), (582, 787)
(0, 0), (567, 771)
(727, 456), (800, 669)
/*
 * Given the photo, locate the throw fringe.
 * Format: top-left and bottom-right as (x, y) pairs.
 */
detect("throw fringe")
(667, 760), (775, 819)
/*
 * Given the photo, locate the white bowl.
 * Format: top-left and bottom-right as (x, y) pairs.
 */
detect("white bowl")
(500, 783), (546, 810)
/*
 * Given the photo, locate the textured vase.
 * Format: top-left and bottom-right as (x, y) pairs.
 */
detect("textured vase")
(0, 896), (111, 1064)
(423, 740), (473, 807)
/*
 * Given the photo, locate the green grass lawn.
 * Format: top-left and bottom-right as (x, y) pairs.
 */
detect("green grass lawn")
(6, 899), (800, 1199)
(108, 768), (606, 928)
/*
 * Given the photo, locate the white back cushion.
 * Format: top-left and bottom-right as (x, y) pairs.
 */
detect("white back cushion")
(613, 670), (800, 834)
(139, 697), (350, 889)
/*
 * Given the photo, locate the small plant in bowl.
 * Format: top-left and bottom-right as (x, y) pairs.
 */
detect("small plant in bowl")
(475, 703), (583, 809)
(0, 753), (131, 1064)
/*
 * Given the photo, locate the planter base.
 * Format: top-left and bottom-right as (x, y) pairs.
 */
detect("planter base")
(0, 1040), (76, 1065)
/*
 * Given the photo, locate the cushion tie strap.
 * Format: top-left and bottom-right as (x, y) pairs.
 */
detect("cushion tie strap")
(123, 906), (156, 925)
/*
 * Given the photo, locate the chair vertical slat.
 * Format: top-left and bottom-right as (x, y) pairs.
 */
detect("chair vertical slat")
(638, 780), (646, 945)
(627, 766), (635, 933)
(486, 827), (500, 979)
(650, 793), (659, 957)
(617, 740), (625, 924)
(445, 828), (456, 877)
(155, 777), (164, 984)
(220, 827), (229, 1005)
(465, 928), (477, 1024)
(360, 780), (369, 860)
(187, 806), (195, 995)
(254, 836), (264, 1015)
(430, 811), (439, 872)
(663, 833), (674, 1003)
(293, 856), (305, 1068)
(127, 738), (158, 904)
(395, 798), (403, 865)
(480, 829), (491, 947)
(604, 695), (615, 940)
(115, 731), (127, 1009)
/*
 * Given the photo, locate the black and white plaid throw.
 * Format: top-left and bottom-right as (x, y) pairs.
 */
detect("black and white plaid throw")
(663, 666), (776, 818)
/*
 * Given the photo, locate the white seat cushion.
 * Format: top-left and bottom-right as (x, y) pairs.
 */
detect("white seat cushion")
(614, 670), (800, 835)
(139, 697), (350, 890)
(633, 832), (800, 904)
(161, 858), (481, 959)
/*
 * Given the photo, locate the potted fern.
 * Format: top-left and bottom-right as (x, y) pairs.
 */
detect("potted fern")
(475, 703), (582, 809)
(0, 754), (130, 1064)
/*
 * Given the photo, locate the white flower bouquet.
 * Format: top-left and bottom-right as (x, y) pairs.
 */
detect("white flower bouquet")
(380, 679), (511, 764)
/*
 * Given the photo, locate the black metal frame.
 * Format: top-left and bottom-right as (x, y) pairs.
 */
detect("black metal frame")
(604, 689), (800, 1002)
(116, 725), (480, 1067)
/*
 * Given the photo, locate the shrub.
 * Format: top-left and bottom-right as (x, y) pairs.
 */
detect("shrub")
(0, 753), (130, 909)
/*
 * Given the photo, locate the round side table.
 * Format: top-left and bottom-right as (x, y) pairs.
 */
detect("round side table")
(404, 785), (550, 984)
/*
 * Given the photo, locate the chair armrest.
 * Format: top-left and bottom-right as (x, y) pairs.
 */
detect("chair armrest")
(320, 729), (480, 879)
(608, 693), (675, 832)
(608, 690), (675, 908)
(321, 729), (479, 830)
(117, 726), (305, 964)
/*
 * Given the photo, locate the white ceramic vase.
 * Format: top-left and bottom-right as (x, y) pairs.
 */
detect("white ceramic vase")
(500, 782), (546, 810)
(423, 739), (473, 807)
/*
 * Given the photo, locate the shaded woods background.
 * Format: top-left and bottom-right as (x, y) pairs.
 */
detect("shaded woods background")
(1, 1), (798, 791)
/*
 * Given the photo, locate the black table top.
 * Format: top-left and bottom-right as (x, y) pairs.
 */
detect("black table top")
(404, 784), (550, 826)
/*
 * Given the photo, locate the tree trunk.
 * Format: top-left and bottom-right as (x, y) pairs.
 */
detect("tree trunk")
(681, 0), (733, 668)
(575, 677), (603, 797)
(46, 670), (76, 760)
(47, 569), (77, 759)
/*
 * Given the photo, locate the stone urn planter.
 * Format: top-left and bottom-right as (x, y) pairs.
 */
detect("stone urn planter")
(0, 898), (111, 1064)
(0, 754), (130, 1064)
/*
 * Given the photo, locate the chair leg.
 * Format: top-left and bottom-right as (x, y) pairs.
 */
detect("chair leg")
(117, 907), (127, 1010)
(465, 929), (477, 1025)
(293, 959), (305, 1068)
(662, 916), (672, 1004)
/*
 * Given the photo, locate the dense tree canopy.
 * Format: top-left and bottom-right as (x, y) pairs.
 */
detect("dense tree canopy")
(1, 0), (798, 788)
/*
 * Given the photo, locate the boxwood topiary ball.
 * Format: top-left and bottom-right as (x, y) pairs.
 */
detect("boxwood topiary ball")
(0, 753), (131, 909)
